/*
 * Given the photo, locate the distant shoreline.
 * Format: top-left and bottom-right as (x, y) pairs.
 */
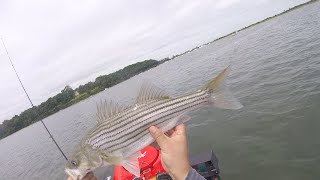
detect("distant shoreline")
(161, 0), (318, 60)
(0, 0), (317, 140)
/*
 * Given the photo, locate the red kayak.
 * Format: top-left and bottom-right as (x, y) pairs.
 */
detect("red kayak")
(113, 146), (220, 180)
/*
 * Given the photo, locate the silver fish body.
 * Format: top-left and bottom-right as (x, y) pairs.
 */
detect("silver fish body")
(88, 89), (208, 156)
(65, 66), (242, 179)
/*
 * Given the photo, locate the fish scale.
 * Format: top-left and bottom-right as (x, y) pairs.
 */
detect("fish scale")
(94, 92), (208, 152)
(89, 90), (208, 147)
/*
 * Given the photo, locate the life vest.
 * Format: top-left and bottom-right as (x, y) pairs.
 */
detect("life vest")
(114, 146), (166, 180)
(114, 146), (220, 180)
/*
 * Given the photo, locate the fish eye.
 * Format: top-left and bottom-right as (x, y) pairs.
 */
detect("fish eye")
(70, 160), (78, 166)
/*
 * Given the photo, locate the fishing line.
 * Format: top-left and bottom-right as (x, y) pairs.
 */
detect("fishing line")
(1, 37), (68, 161)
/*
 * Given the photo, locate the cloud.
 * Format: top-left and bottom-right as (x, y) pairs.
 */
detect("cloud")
(215, 0), (242, 9)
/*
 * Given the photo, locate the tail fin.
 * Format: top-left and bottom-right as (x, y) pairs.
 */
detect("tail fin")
(204, 66), (243, 109)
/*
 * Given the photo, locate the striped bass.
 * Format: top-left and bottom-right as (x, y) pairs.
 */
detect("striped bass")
(65, 66), (242, 179)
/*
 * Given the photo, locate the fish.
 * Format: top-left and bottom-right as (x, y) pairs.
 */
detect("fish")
(65, 66), (243, 180)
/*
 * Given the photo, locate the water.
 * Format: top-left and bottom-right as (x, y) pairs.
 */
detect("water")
(1, 2), (320, 180)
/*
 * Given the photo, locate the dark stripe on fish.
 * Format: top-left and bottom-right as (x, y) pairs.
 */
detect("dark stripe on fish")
(90, 91), (207, 147)
(90, 90), (206, 138)
(91, 93), (208, 151)
(107, 98), (207, 153)
(89, 90), (207, 143)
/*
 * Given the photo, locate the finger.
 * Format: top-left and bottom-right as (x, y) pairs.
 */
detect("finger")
(174, 124), (186, 136)
(67, 177), (73, 180)
(149, 126), (168, 148)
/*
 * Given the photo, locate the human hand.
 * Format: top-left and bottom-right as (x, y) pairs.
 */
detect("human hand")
(67, 172), (97, 180)
(149, 124), (190, 180)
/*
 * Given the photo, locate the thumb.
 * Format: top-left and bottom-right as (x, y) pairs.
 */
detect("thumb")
(149, 126), (167, 148)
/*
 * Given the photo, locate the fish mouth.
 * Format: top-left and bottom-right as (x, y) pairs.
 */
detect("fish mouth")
(65, 168), (91, 180)
(65, 168), (79, 180)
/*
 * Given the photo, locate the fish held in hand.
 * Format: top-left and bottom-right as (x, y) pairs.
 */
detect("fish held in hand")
(65, 66), (242, 179)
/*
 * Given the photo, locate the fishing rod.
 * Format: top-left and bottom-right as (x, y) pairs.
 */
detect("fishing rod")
(1, 37), (68, 161)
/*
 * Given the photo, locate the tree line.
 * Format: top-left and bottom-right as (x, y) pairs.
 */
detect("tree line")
(0, 59), (162, 139)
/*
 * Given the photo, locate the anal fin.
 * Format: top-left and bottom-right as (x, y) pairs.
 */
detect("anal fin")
(122, 151), (142, 177)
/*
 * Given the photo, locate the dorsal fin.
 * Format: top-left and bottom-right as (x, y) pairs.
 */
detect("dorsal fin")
(96, 100), (126, 123)
(136, 81), (170, 104)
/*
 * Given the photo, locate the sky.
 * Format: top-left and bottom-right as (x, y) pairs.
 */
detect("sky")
(0, 0), (308, 123)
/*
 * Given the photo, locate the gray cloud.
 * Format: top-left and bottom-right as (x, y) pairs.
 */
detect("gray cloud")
(0, 0), (308, 122)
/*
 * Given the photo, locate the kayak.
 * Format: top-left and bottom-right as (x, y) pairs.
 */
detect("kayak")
(113, 146), (220, 180)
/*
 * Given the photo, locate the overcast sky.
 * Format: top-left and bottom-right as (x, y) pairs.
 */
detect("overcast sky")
(0, 0), (307, 123)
